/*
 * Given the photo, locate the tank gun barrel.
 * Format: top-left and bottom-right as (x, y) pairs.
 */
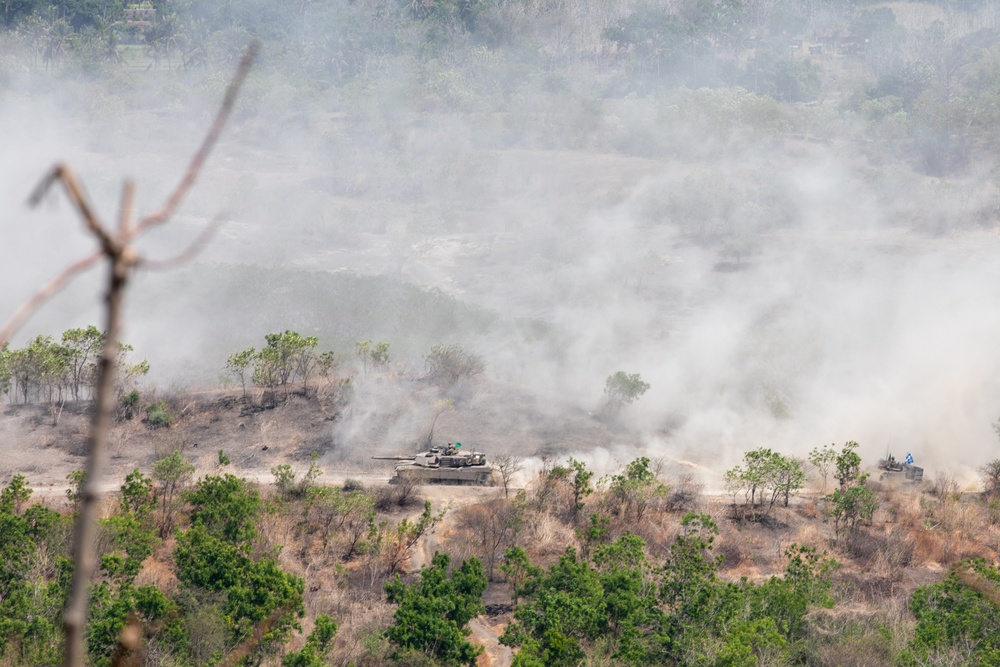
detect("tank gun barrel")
(371, 455), (415, 461)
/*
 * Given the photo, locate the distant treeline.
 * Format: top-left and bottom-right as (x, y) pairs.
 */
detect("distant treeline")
(4, 0), (1000, 176)
(0, 326), (147, 409)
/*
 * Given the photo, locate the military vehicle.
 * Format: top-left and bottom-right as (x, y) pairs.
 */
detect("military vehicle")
(372, 443), (496, 486)
(877, 453), (924, 483)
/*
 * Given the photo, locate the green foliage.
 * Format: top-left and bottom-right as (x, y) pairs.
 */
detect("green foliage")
(119, 388), (140, 420)
(905, 560), (1000, 665)
(272, 460), (322, 501)
(99, 514), (158, 582)
(356, 339), (391, 376)
(501, 547), (606, 666)
(834, 441), (863, 490)
(283, 614), (338, 667)
(385, 552), (487, 666)
(724, 448), (805, 519)
(661, 513), (721, 618)
(175, 523), (305, 654)
(566, 458), (593, 516)
(87, 583), (175, 665)
(0, 474), (32, 514)
(151, 450), (195, 537)
(577, 513), (610, 559)
(66, 469), (87, 509)
(0, 478), (71, 665)
(305, 485), (377, 559)
(808, 444), (837, 493)
(602, 371), (650, 415)
(119, 468), (154, 519)
(715, 617), (789, 666)
(606, 457), (668, 522)
(218, 449), (231, 466)
(828, 483), (879, 536)
(144, 400), (174, 429)
(226, 346), (256, 400)
(185, 474), (262, 546)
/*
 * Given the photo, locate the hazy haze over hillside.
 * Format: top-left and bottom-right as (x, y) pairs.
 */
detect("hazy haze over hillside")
(3, 0), (1000, 481)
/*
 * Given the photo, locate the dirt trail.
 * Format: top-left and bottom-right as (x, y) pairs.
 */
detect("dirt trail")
(469, 617), (513, 667)
(407, 485), (513, 667)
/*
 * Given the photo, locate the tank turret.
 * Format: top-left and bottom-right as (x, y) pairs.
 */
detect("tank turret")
(372, 443), (495, 485)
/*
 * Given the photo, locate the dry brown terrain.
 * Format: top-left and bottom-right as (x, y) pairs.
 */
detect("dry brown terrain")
(3, 377), (998, 666)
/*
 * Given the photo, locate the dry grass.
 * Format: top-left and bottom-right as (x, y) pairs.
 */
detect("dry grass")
(135, 558), (180, 596)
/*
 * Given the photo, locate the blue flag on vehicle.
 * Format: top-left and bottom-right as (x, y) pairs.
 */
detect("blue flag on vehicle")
(904, 452), (914, 465)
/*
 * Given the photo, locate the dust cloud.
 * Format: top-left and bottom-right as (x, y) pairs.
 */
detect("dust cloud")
(2, 4), (1000, 485)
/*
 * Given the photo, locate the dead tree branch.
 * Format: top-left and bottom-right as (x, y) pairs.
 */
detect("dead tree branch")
(0, 42), (259, 667)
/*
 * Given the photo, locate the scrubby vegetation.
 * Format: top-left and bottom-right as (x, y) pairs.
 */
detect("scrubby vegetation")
(2, 436), (1000, 666)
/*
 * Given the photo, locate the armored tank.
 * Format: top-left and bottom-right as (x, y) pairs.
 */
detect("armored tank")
(877, 453), (924, 483)
(372, 443), (496, 486)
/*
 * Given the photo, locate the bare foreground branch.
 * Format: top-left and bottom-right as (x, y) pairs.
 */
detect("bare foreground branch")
(28, 164), (114, 253)
(137, 41), (260, 232)
(139, 215), (225, 271)
(0, 42), (258, 667)
(0, 249), (103, 345)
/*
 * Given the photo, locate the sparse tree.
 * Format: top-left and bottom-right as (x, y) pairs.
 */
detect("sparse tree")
(151, 450), (195, 538)
(776, 456), (807, 507)
(315, 350), (337, 388)
(828, 481), (878, 536)
(0, 474), (33, 515)
(567, 457), (594, 518)
(382, 501), (442, 575)
(60, 325), (103, 401)
(459, 495), (524, 580)
(424, 398), (453, 447)
(607, 457), (669, 522)
(356, 339), (390, 377)
(0, 342), (10, 400)
(602, 371), (650, 416)
(493, 451), (524, 499)
(263, 330), (319, 392)
(834, 441), (863, 491)
(724, 448), (802, 519)
(980, 458), (1000, 497)
(425, 342), (485, 389)
(226, 346), (255, 402)
(808, 443), (837, 494)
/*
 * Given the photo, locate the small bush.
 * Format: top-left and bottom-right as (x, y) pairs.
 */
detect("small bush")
(119, 389), (140, 420)
(144, 401), (174, 429)
(271, 461), (322, 500)
(374, 477), (419, 511)
(342, 478), (365, 492)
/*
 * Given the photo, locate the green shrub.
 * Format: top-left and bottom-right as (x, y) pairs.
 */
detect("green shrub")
(119, 389), (140, 420)
(144, 401), (174, 429)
